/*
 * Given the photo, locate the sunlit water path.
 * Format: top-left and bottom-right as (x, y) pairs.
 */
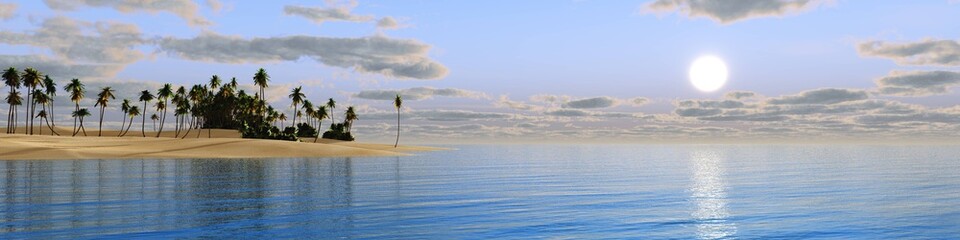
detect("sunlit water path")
(2, 145), (958, 239)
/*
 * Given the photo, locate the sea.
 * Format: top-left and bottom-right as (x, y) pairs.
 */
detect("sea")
(1, 144), (958, 239)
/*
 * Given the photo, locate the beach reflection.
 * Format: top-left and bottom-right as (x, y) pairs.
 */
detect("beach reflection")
(689, 149), (736, 239)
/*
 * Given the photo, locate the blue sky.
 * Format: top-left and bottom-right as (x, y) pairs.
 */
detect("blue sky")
(2, 0), (960, 143)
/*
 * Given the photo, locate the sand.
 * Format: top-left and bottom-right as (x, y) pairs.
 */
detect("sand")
(0, 126), (444, 160)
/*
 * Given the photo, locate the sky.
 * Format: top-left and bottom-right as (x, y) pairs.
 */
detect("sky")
(2, 0), (960, 143)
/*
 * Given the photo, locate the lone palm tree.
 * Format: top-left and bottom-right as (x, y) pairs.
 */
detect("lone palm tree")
(344, 106), (358, 132)
(3, 67), (20, 133)
(72, 108), (90, 136)
(94, 87), (116, 137)
(21, 68), (43, 135)
(5, 91), (22, 134)
(155, 84), (173, 138)
(120, 106), (140, 137)
(118, 99), (132, 137)
(394, 94), (402, 148)
(326, 98), (337, 126)
(289, 86), (304, 126)
(64, 79), (85, 136)
(150, 113), (159, 131)
(253, 68), (269, 115)
(138, 90), (154, 137)
(313, 106), (328, 143)
(43, 75), (58, 135)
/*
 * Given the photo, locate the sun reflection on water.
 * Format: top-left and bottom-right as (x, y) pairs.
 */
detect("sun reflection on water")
(689, 149), (736, 239)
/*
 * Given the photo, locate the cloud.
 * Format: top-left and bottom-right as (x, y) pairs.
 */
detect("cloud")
(767, 88), (868, 105)
(857, 39), (960, 66)
(376, 17), (402, 30)
(283, 5), (373, 25)
(725, 91), (757, 100)
(0, 55), (125, 79)
(628, 97), (650, 106)
(158, 32), (448, 79)
(0, 16), (146, 65)
(545, 109), (592, 117)
(206, 0), (222, 12)
(353, 87), (486, 100)
(43, 0), (211, 26)
(0, 2), (15, 20)
(676, 99), (746, 108)
(496, 95), (543, 111)
(675, 107), (722, 117)
(643, 0), (825, 24)
(875, 71), (960, 96)
(562, 96), (617, 109)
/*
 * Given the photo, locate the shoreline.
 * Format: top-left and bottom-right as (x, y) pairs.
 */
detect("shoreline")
(0, 127), (444, 160)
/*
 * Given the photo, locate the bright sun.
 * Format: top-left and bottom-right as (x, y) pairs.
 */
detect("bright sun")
(689, 56), (728, 92)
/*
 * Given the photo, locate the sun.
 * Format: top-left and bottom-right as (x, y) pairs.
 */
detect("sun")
(689, 56), (728, 92)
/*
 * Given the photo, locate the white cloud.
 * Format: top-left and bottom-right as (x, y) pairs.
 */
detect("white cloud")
(875, 71), (960, 96)
(158, 32), (448, 80)
(43, 0), (211, 26)
(0, 16), (146, 65)
(283, 4), (373, 25)
(561, 96), (617, 109)
(643, 0), (826, 24)
(858, 39), (960, 66)
(766, 88), (868, 105)
(376, 17), (403, 30)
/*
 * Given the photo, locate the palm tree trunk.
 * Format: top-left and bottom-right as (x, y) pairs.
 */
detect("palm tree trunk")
(46, 103), (59, 136)
(117, 112), (126, 137)
(98, 106), (105, 137)
(121, 116), (134, 137)
(156, 101), (167, 138)
(314, 119), (322, 143)
(395, 109), (400, 148)
(24, 89), (30, 135)
(180, 116), (194, 139)
(73, 103), (79, 136)
(141, 102), (147, 137)
(79, 117), (87, 136)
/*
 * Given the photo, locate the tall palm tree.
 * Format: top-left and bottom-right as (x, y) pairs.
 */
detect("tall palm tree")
(118, 99), (131, 137)
(94, 87), (115, 137)
(64, 79), (85, 136)
(303, 100), (314, 126)
(35, 109), (47, 135)
(173, 86), (187, 136)
(344, 106), (358, 132)
(120, 106), (140, 137)
(288, 86), (304, 126)
(138, 90), (154, 137)
(313, 106), (328, 143)
(155, 84), (173, 138)
(5, 91), (22, 134)
(72, 108), (90, 136)
(21, 68), (43, 135)
(43, 75), (58, 135)
(253, 68), (269, 110)
(209, 75), (221, 91)
(278, 113), (287, 128)
(3, 67), (20, 133)
(394, 94), (402, 148)
(326, 98), (337, 125)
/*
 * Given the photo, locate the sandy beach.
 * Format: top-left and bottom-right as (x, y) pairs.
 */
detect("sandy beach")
(0, 126), (442, 160)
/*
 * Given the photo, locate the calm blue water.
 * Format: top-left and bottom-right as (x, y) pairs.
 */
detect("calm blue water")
(1, 145), (959, 239)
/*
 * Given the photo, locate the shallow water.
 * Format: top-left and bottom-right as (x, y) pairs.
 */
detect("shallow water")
(1, 145), (959, 239)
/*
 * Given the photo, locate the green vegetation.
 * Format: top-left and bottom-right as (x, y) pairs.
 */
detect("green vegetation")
(3, 67), (385, 143)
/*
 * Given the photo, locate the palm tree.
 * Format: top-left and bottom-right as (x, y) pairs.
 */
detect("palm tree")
(288, 86), (304, 126)
(118, 99), (131, 137)
(209, 75), (221, 91)
(303, 100), (315, 127)
(32, 90), (56, 135)
(138, 90), (154, 137)
(3, 67), (20, 133)
(5, 91), (22, 134)
(120, 106), (140, 137)
(313, 106), (328, 143)
(326, 98), (337, 125)
(94, 87), (115, 137)
(394, 94), (402, 148)
(150, 113), (159, 131)
(344, 106), (358, 132)
(155, 84), (173, 137)
(72, 108), (91, 136)
(173, 86), (187, 136)
(64, 79), (85, 136)
(278, 113), (287, 128)
(42, 75), (58, 135)
(21, 68), (43, 135)
(253, 68), (269, 110)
